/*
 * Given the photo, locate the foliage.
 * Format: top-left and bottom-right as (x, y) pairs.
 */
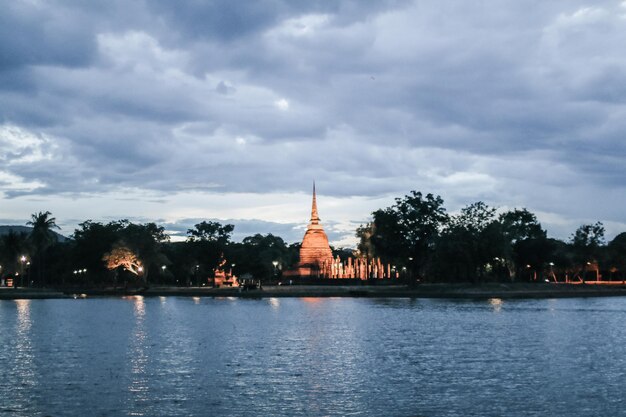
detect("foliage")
(185, 221), (234, 284)
(431, 202), (501, 282)
(227, 233), (290, 282)
(72, 220), (125, 283)
(187, 221), (234, 244)
(571, 222), (605, 268)
(607, 233), (626, 279)
(103, 243), (142, 275)
(368, 191), (448, 278)
(0, 231), (30, 276)
(26, 211), (60, 285)
(3, 190), (626, 287)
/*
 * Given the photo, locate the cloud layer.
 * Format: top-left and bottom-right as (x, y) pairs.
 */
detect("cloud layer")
(2, 0), (626, 244)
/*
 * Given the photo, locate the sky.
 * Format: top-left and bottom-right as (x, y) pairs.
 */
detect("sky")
(2, 0), (626, 246)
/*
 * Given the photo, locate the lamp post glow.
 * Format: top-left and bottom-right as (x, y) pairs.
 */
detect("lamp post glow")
(19, 255), (27, 287)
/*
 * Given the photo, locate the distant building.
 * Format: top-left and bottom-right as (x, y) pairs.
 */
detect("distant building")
(284, 183), (334, 278)
(284, 184), (399, 280)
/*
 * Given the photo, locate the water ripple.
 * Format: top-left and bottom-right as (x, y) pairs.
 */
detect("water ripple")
(0, 297), (626, 416)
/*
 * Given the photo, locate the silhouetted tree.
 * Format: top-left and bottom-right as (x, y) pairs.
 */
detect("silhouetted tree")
(228, 233), (289, 282)
(186, 221), (234, 285)
(499, 208), (549, 281)
(27, 211), (60, 286)
(119, 221), (170, 284)
(607, 232), (626, 280)
(432, 202), (501, 282)
(369, 191), (448, 280)
(72, 220), (125, 284)
(0, 231), (30, 279)
(571, 222), (605, 280)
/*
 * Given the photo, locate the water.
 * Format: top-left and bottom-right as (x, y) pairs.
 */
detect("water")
(0, 296), (625, 416)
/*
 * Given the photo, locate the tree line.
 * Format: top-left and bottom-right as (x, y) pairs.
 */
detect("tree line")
(1, 191), (625, 287)
(0, 212), (300, 288)
(357, 191), (626, 283)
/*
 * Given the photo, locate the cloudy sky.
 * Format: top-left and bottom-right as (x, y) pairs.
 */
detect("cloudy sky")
(2, 0), (626, 245)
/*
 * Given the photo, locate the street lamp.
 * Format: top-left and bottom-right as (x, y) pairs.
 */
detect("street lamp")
(19, 255), (27, 287)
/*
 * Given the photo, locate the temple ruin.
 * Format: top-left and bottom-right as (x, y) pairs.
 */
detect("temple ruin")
(284, 184), (399, 280)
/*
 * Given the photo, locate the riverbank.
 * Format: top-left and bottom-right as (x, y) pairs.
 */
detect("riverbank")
(3, 282), (626, 300)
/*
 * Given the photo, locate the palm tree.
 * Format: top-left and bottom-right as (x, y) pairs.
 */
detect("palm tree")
(27, 211), (60, 286)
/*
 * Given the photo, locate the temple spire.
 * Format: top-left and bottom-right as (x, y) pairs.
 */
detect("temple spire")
(310, 182), (320, 224)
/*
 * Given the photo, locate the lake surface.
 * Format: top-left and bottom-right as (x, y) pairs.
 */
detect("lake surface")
(1, 296), (625, 416)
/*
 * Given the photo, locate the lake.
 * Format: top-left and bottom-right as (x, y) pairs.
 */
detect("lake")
(1, 296), (625, 416)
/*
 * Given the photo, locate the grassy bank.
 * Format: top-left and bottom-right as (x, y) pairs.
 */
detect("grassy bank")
(3, 283), (626, 300)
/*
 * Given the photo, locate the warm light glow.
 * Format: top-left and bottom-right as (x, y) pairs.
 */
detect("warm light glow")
(103, 245), (143, 275)
(489, 298), (503, 312)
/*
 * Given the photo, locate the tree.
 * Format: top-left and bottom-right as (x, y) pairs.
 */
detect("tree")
(119, 221), (170, 283)
(26, 211), (60, 286)
(607, 232), (626, 280)
(187, 221), (234, 244)
(513, 238), (557, 282)
(369, 191), (448, 280)
(72, 220), (125, 284)
(430, 226), (475, 282)
(228, 233), (289, 282)
(449, 201), (497, 233)
(186, 221), (234, 285)
(432, 202), (502, 282)
(0, 231), (30, 278)
(103, 243), (142, 275)
(499, 209), (545, 242)
(571, 222), (605, 269)
(499, 208), (548, 281)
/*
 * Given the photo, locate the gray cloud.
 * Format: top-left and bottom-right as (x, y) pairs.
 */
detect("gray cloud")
(2, 0), (626, 242)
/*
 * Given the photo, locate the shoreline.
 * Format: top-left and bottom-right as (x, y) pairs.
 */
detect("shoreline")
(3, 283), (626, 300)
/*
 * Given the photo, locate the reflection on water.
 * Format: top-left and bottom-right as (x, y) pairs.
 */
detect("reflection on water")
(127, 296), (149, 416)
(489, 297), (503, 312)
(268, 297), (280, 309)
(1, 296), (626, 416)
(13, 300), (37, 413)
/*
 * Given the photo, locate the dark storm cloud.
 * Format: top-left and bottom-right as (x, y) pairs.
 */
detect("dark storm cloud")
(2, 0), (626, 240)
(0, 2), (95, 71)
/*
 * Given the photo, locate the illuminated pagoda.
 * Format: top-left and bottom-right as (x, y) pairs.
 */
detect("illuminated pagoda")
(284, 183), (398, 280)
(286, 183), (334, 277)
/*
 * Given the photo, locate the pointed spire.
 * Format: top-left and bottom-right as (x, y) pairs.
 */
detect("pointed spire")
(310, 181), (320, 224)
